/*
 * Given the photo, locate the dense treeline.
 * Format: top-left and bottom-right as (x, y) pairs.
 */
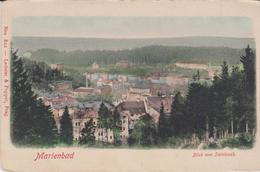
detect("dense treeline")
(22, 58), (85, 89)
(22, 58), (68, 82)
(29, 46), (245, 66)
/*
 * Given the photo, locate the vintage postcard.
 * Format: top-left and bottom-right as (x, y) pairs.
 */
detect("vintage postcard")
(0, 1), (260, 172)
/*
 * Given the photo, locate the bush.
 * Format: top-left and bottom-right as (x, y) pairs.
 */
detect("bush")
(220, 133), (254, 148)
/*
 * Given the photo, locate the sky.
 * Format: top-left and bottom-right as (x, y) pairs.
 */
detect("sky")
(12, 16), (253, 38)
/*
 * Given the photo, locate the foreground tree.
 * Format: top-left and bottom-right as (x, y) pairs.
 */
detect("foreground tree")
(128, 114), (157, 146)
(60, 106), (73, 145)
(170, 92), (186, 137)
(79, 119), (96, 145)
(158, 103), (171, 142)
(11, 50), (58, 145)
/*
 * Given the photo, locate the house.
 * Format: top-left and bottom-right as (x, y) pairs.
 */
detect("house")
(145, 96), (174, 122)
(98, 85), (112, 95)
(116, 60), (130, 69)
(73, 87), (101, 97)
(126, 86), (151, 101)
(116, 101), (147, 143)
(92, 62), (100, 69)
(175, 62), (209, 70)
(150, 83), (172, 96)
(53, 81), (73, 92)
(50, 63), (64, 71)
(160, 74), (190, 87)
(72, 107), (114, 143)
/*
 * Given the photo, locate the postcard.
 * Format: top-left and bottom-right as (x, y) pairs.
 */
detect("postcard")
(0, 0), (260, 171)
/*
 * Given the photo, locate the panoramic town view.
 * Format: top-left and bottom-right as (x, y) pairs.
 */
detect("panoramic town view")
(11, 17), (256, 149)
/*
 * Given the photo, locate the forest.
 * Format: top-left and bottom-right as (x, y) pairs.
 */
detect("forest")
(29, 46), (245, 66)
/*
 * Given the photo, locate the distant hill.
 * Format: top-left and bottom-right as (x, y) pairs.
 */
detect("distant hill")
(12, 36), (255, 53)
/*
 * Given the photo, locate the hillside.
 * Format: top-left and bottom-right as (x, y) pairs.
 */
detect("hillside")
(12, 36), (255, 53)
(27, 45), (247, 66)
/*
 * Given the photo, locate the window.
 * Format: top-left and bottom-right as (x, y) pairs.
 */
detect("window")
(110, 136), (113, 139)
(123, 120), (126, 124)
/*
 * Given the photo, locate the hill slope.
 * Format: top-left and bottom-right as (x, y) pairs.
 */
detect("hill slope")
(12, 36), (255, 53)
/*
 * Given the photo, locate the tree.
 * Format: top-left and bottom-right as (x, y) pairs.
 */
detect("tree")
(112, 109), (122, 145)
(79, 119), (96, 145)
(170, 92), (185, 137)
(240, 45), (256, 133)
(221, 60), (229, 80)
(158, 103), (171, 142)
(11, 50), (58, 145)
(60, 106), (73, 145)
(128, 114), (157, 146)
(240, 45), (255, 94)
(98, 102), (113, 128)
(186, 82), (209, 139)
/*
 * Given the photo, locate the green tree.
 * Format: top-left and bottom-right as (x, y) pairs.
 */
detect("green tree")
(98, 102), (113, 128)
(128, 114), (157, 146)
(112, 109), (122, 145)
(170, 92), (186, 137)
(79, 119), (96, 145)
(11, 50), (58, 145)
(60, 106), (73, 145)
(158, 103), (171, 142)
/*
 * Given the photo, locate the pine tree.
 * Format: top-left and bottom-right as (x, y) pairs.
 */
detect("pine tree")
(11, 50), (58, 145)
(98, 102), (112, 128)
(221, 60), (229, 80)
(239, 45), (256, 133)
(158, 102), (171, 142)
(60, 106), (73, 145)
(170, 92), (185, 137)
(79, 119), (95, 145)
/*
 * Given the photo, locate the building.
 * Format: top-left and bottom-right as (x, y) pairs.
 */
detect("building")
(50, 63), (64, 71)
(150, 83), (172, 96)
(126, 87), (151, 101)
(115, 60), (131, 69)
(73, 87), (101, 97)
(175, 62), (209, 70)
(98, 85), (113, 95)
(72, 107), (114, 143)
(52, 81), (73, 92)
(160, 74), (190, 87)
(145, 96), (174, 122)
(92, 62), (100, 69)
(116, 101), (147, 143)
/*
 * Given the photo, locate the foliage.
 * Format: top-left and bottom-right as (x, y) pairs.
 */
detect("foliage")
(220, 133), (254, 148)
(128, 114), (157, 146)
(60, 106), (73, 145)
(11, 50), (58, 146)
(79, 119), (96, 145)
(29, 46), (245, 67)
(158, 103), (171, 142)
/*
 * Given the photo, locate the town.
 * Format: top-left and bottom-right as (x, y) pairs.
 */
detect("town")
(37, 61), (216, 144)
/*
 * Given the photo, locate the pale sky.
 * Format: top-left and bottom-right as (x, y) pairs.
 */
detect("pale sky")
(12, 16), (253, 38)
